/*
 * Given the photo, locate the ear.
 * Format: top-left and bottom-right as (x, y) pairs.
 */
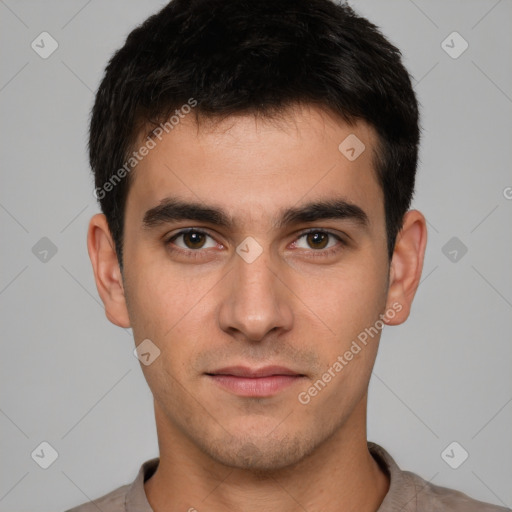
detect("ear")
(384, 209), (427, 325)
(87, 213), (131, 328)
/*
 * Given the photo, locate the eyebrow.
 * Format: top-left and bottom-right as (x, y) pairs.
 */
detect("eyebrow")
(142, 197), (369, 231)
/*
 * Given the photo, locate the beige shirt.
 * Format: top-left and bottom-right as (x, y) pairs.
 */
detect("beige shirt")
(65, 442), (510, 512)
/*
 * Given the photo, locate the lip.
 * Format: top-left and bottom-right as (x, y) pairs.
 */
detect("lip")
(206, 366), (305, 397)
(208, 365), (302, 378)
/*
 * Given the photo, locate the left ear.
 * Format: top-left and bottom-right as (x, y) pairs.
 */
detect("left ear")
(384, 209), (428, 325)
(87, 213), (131, 328)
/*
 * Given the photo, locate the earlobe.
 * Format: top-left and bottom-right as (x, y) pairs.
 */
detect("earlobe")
(384, 209), (428, 326)
(87, 213), (131, 328)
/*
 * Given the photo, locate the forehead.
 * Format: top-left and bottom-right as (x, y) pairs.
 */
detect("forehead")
(125, 104), (384, 232)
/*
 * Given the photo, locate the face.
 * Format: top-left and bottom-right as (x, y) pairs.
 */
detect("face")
(91, 104), (422, 471)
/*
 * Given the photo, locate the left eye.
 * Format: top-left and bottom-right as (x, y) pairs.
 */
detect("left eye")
(169, 230), (218, 250)
(294, 231), (341, 250)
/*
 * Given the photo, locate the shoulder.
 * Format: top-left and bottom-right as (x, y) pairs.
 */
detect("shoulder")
(404, 469), (510, 511)
(63, 457), (159, 512)
(64, 483), (130, 512)
(368, 442), (510, 512)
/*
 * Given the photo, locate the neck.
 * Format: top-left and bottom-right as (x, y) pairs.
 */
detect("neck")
(144, 395), (389, 512)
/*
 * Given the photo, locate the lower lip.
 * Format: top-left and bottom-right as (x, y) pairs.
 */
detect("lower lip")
(207, 374), (303, 397)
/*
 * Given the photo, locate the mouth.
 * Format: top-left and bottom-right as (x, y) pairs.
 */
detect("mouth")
(205, 366), (306, 397)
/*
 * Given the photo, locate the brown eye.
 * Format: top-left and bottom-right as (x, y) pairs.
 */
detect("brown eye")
(182, 231), (207, 249)
(306, 231), (329, 249)
(167, 230), (218, 251)
(293, 230), (346, 258)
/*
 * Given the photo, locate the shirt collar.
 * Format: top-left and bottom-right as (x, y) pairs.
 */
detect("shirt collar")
(368, 441), (424, 511)
(125, 457), (159, 512)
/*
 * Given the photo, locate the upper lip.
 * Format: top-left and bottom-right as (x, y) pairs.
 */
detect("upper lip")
(207, 366), (303, 378)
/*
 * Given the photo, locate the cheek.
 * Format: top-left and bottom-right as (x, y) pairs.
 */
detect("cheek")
(296, 265), (385, 413)
(294, 254), (387, 342)
(125, 265), (205, 403)
(124, 257), (218, 384)
(125, 248), (217, 336)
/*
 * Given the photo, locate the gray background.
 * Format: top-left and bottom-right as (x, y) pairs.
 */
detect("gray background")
(1, 1), (511, 510)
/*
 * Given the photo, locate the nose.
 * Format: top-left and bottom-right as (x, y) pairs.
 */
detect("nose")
(217, 246), (294, 342)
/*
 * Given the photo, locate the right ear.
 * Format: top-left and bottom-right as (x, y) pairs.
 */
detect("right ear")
(87, 213), (131, 328)
(383, 209), (428, 326)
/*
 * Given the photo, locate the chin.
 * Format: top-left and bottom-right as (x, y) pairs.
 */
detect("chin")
(199, 432), (317, 473)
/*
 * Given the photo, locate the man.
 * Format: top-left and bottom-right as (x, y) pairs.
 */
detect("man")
(68, 0), (509, 510)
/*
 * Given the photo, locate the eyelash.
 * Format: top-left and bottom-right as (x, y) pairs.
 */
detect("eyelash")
(164, 228), (347, 260)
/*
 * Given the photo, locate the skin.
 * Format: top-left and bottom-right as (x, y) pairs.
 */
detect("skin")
(87, 103), (427, 512)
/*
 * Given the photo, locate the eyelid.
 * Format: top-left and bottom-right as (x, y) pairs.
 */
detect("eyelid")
(293, 227), (348, 249)
(293, 227), (347, 244)
(165, 227), (220, 246)
(297, 227), (344, 237)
